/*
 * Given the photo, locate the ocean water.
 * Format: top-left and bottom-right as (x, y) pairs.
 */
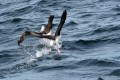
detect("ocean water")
(0, 0), (120, 80)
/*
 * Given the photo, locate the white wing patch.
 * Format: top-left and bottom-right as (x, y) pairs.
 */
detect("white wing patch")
(40, 26), (45, 32)
(47, 30), (52, 35)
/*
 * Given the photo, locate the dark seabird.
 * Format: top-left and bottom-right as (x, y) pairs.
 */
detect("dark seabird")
(33, 10), (67, 52)
(18, 10), (67, 52)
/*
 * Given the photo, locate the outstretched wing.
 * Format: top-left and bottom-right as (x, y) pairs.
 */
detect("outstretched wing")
(18, 31), (56, 45)
(18, 31), (45, 45)
(44, 15), (54, 33)
(55, 10), (67, 37)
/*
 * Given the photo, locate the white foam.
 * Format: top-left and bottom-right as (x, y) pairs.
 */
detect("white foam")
(35, 48), (51, 58)
(50, 40), (54, 47)
(35, 50), (43, 58)
(27, 58), (37, 64)
(53, 35), (62, 52)
(55, 36), (62, 46)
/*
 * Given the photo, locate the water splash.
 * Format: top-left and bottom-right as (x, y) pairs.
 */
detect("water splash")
(35, 47), (51, 58)
(23, 46), (35, 58)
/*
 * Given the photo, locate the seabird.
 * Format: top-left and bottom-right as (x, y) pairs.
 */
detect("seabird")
(18, 15), (54, 45)
(31, 10), (67, 52)
(18, 10), (67, 53)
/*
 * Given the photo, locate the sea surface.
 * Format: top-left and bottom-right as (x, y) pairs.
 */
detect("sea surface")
(0, 0), (120, 80)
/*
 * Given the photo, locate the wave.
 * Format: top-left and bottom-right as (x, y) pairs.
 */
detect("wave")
(76, 59), (120, 67)
(115, 12), (120, 16)
(14, 6), (34, 16)
(0, 20), (11, 24)
(11, 18), (22, 22)
(0, 75), (5, 79)
(66, 21), (78, 26)
(13, 27), (24, 33)
(36, 66), (67, 72)
(0, 54), (12, 58)
(75, 39), (107, 45)
(91, 25), (120, 34)
(109, 69), (120, 76)
(112, 7), (120, 12)
(0, 61), (38, 79)
(0, 17), (26, 24)
(97, 0), (119, 3)
(1, 58), (118, 79)
(36, 64), (77, 72)
(0, 54), (69, 79)
(80, 13), (93, 18)
(47, 2), (60, 7)
(13, 26), (36, 35)
(62, 39), (108, 50)
(15, 6), (33, 13)
(36, 0), (48, 6)
(62, 41), (80, 50)
(0, 6), (33, 17)
(97, 13), (113, 19)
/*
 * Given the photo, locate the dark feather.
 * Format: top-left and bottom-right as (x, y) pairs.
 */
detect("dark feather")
(44, 15), (54, 33)
(55, 10), (67, 37)
(35, 35), (55, 40)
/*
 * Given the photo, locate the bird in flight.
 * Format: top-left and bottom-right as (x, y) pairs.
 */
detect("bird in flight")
(18, 15), (54, 45)
(18, 10), (67, 53)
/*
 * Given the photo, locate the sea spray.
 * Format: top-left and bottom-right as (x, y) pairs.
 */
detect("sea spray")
(35, 47), (51, 58)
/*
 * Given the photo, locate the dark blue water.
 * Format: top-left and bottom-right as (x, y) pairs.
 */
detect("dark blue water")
(0, 0), (120, 80)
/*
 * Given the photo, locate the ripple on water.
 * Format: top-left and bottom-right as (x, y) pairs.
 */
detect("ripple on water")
(111, 6), (120, 12)
(11, 18), (23, 22)
(0, 61), (38, 78)
(80, 13), (94, 18)
(76, 59), (120, 67)
(66, 21), (78, 26)
(62, 39), (108, 50)
(109, 69), (120, 76)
